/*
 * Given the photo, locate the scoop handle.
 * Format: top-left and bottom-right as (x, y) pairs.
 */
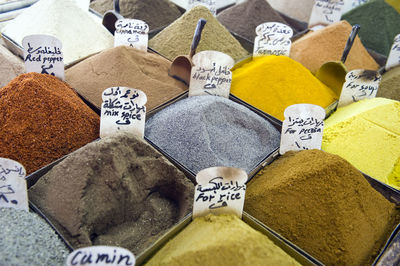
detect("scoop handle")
(189, 18), (207, 58)
(114, 0), (120, 14)
(341, 24), (360, 63)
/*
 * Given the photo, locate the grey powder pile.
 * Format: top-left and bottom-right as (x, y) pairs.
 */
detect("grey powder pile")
(145, 95), (280, 174)
(29, 133), (194, 255)
(0, 207), (69, 266)
(90, 0), (183, 30)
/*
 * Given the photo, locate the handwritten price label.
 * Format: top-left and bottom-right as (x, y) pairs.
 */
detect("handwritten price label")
(66, 246), (135, 266)
(100, 87), (147, 139)
(308, 0), (344, 28)
(385, 34), (400, 71)
(188, 0), (216, 15)
(193, 167), (247, 218)
(114, 19), (149, 51)
(189, 51), (234, 98)
(0, 158), (28, 211)
(22, 35), (65, 80)
(280, 104), (325, 155)
(338, 69), (381, 107)
(253, 22), (293, 57)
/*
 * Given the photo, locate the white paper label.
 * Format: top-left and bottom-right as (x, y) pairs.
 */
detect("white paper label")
(75, 0), (90, 10)
(385, 34), (400, 71)
(100, 87), (147, 139)
(253, 22), (293, 57)
(338, 69), (382, 108)
(342, 0), (368, 13)
(22, 35), (65, 80)
(193, 167), (247, 219)
(188, 0), (216, 16)
(0, 158), (28, 211)
(308, 0), (344, 28)
(114, 19), (149, 51)
(189, 51), (234, 98)
(66, 246), (135, 266)
(279, 104), (325, 155)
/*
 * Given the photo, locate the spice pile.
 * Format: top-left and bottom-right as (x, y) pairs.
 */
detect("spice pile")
(245, 149), (399, 265)
(65, 46), (187, 110)
(0, 73), (99, 174)
(322, 97), (400, 189)
(0, 45), (24, 87)
(378, 66), (400, 101)
(145, 214), (300, 265)
(2, 0), (113, 64)
(29, 133), (194, 255)
(0, 208), (69, 266)
(342, 0), (400, 55)
(217, 0), (294, 41)
(90, 0), (182, 30)
(149, 5), (249, 62)
(145, 95), (280, 175)
(290, 20), (379, 74)
(231, 55), (337, 120)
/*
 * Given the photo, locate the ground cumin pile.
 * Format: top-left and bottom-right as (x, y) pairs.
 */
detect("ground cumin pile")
(0, 73), (99, 174)
(245, 150), (399, 265)
(90, 0), (182, 30)
(29, 133), (194, 255)
(290, 20), (379, 74)
(149, 5), (249, 62)
(65, 46), (187, 110)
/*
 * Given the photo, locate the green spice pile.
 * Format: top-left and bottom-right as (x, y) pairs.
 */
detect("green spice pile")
(149, 5), (249, 61)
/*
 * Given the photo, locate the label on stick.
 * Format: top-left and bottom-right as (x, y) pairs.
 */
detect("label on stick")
(338, 69), (381, 108)
(253, 22), (293, 57)
(308, 0), (344, 29)
(189, 51), (234, 98)
(66, 246), (135, 266)
(193, 167), (247, 219)
(0, 158), (28, 211)
(114, 19), (149, 51)
(100, 87), (147, 139)
(342, 0), (368, 13)
(22, 35), (65, 80)
(187, 0), (216, 16)
(74, 0), (90, 10)
(280, 104), (325, 155)
(385, 34), (400, 71)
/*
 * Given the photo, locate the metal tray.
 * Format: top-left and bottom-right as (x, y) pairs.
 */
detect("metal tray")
(135, 212), (322, 265)
(145, 91), (282, 182)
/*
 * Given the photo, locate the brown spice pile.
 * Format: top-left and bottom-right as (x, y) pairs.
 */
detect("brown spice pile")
(29, 133), (194, 254)
(245, 149), (399, 265)
(0, 73), (99, 173)
(65, 46), (187, 110)
(290, 20), (379, 73)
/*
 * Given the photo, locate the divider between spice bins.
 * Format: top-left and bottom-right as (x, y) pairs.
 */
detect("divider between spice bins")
(135, 212), (322, 266)
(145, 91), (282, 182)
(373, 223), (400, 265)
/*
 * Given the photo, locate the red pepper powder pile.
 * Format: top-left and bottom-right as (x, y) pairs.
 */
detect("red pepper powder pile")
(0, 72), (99, 174)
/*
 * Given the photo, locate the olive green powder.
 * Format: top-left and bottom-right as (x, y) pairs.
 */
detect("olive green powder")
(377, 66), (400, 101)
(149, 5), (249, 62)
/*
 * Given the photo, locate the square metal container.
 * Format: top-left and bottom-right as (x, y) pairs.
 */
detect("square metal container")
(145, 91), (282, 183)
(135, 212), (323, 265)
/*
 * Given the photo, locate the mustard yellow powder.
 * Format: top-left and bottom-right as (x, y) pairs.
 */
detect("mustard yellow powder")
(145, 214), (300, 266)
(231, 56), (337, 121)
(322, 97), (400, 189)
